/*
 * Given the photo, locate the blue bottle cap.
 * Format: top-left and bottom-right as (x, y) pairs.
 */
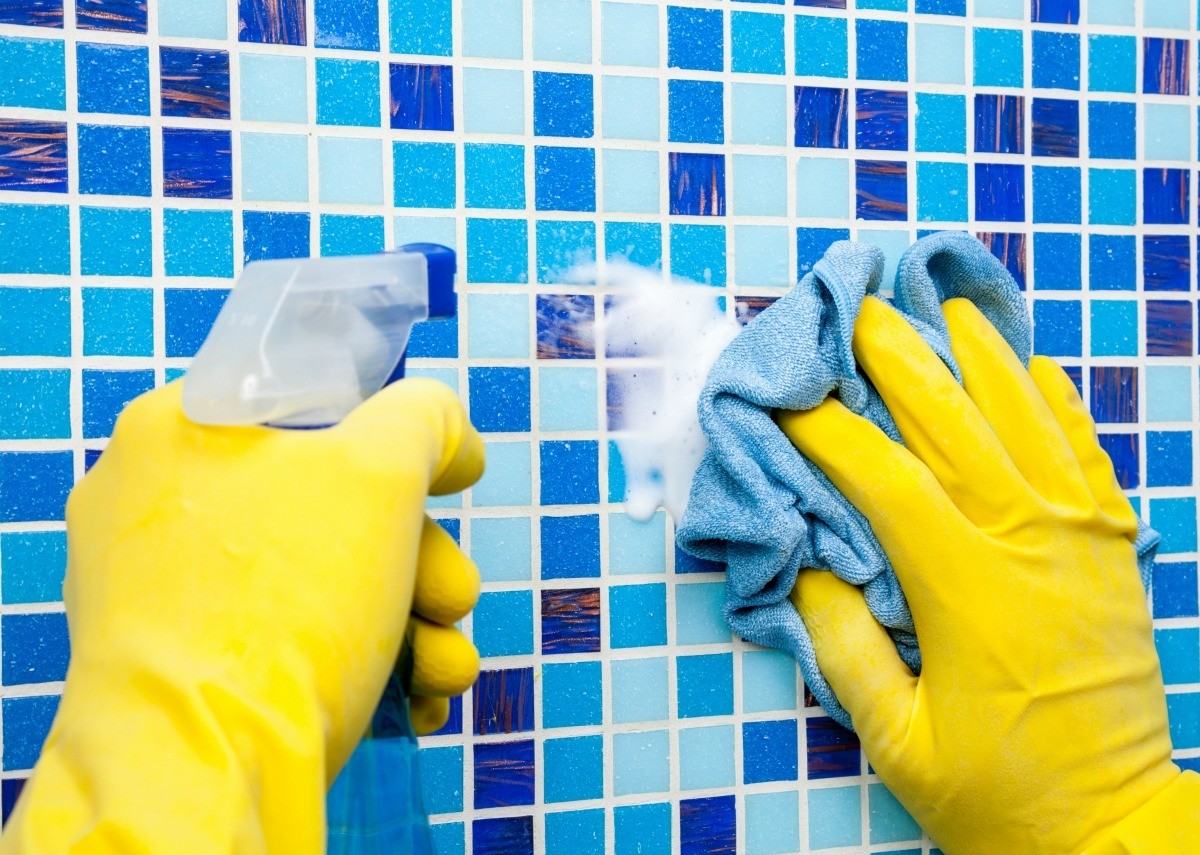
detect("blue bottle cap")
(398, 243), (456, 319)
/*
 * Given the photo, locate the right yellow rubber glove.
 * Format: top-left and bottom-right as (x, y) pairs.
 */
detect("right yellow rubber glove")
(779, 296), (1200, 854)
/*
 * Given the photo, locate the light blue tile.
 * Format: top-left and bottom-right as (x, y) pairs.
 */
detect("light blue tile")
(613, 729), (670, 795)
(241, 133), (308, 202)
(731, 83), (787, 146)
(612, 656), (669, 723)
(676, 582), (731, 645)
(1090, 0), (1135, 25)
(868, 783), (921, 844)
(743, 649), (797, 713)
(796, 158), (850, 220)
(734, 226), (790, 288)
(746, 791), (800, 855)
(974, 0), (1023, 17)
(535, 0), (592, 63)
(318, 138), (384, 205)
(602, 75), (660, 141)
(467, 293), (530, 358)
(472, 516), (532, 582)
(858, 229), (912, 291)
(406, 367), (458, 390)
(473, 441), (533, 506)
(462, 0), (524, 59)
(609, 511), (666, 574)
(1144, 0), (1190, 29)
(160, 0), (227, 37)
(427, 491), (461, 510)
(603, 150), (658, 214)
(1147, 366), (1193, 422)
(1144, 104), (1191, 162)
(240, 54), (307, 123)
(394, 216), (457, 250)
(808, 786), (863, 850)
(601, 2), (658, 67)
(679, 724), (734, 790)
(732, 155), (786, 217)
(463, 68), (525, 135)
(916, 24), (965, 85)
(540, 368), (599, 432)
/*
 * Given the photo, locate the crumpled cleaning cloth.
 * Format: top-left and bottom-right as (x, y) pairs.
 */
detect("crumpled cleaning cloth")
(676, 231), (1160, 731)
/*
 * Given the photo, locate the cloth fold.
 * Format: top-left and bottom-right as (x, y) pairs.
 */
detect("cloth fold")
(676, 231), (1159, 730)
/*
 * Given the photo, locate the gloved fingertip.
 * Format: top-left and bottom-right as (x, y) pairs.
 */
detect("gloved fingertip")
(409, 694), (450, 736)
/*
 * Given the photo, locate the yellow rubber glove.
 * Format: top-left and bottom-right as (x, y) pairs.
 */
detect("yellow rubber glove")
(1, 378), (484, 854)
(779, 296), (1200, 854)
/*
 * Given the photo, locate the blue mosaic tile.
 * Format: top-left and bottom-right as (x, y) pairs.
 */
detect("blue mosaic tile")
(1144, 235), (1191, 292)
(314, 0), (379, 51)
(743, 719), (799, 784)
(1088, 101), (1136, 160)
(668, 79), (724, 144)
(794, 86), (848, 149)
(1033, 31), (1079, 90)
(668, 5), (724, 72)
(390, 63), (453, 131)
(77, 0), (146, 33)
(541, 515), (600, 579)
(1091, 366), (1139, 424)
(0, 120), (67, 193)
(856, 19), (907, 82)
(77, 124), (150, 197)
(239, 0), (306, 45)
(534, 72), (594, 138)
(0, 0), (62, 27)
(1031, 97), (1079, 158)
(855, 159), (907, 221)
(806, 715), (861, 779)
(1, 613), (69, 685)
(474, 668), (534, 736)
(1154, 562), (1200, 619)
(541, 588), (601, 654)
(975, 94), (1024, 154)
(680, 796), (736, 855)
(856, 89), (907, 151)
(162, 128), (232, 199)
(1144, 37), (1189, 96)
(1031, 0), (1078, 24)
(474, 740), (535, 809)
(669, 152), (726, 217)
(160, 47), (230, 119)
(975, 163), (1025, 221)
(980, 232), (1027, 289)
(534, 146), (596, 212)
(76, 43), (148, 115)
(1146, 300), (1193, 356)
(1098, 433), (1139, 490)
(537, 295), (595, 359)
(1143, 168), (1190, 225)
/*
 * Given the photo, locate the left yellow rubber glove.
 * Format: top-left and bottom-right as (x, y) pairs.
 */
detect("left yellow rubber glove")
(1, 378), (484, 854)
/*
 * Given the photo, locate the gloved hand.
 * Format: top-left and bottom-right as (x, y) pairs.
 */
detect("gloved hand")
(779, 296), (1200, 854)
(1, 378), (484, 854)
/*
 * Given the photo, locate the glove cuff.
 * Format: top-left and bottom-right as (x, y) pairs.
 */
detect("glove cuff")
(1083, 769), (1200, 854)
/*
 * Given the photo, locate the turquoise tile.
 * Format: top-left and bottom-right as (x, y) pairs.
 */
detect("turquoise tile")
(916, 92), (966, 153)
(316, 58), (382, 127)
(601, 2), (659, 67)
(794, 16), (847, 78)
(430, 823), (464, 855)
(1088, 35), (1136, 94)
(745, 791), (800, 855)
(1144, 104), (1191, 162)
(419, 745), (463, 814)
(1146, 366), (1193, 422)
(544, 735), (604, 802)
(731, 83), (787, 146)
(543, 661), (603, 727)
(974, 28), (1024, 88)
(0, 371), (70, 440)
(390, 0), (452, 56)
(546, 809), (604, 855)
(0, 532), (66, 605)
(472, 516), (532, 582)
(743, 649), (797, 713)
(679, 724), (734, 790)
(602, 75), (660, 141)
(534, 0), (592, 64)
(916, 24), (965, 85)
(603, 149), (659, 214)
(0, 205), (70, 275)
(462, 0), (524, 59)
(80, 207), (151, 277)
(473, 590), (534, 656)
(474, 441), (533, 506)
(467, 293), (530, 358)
(1088, 169), (1136, 225)
(241, 133), (308, 202)
(240, 54), (307, 123)
(463, 68), (525, 135)
(83, 287), (152, 356)
(731, 11), (785, 76)
(734, 226), (790, 289)
(613, 729), (670, 795)
(732, 155), (786, 217)
(796, 158), (850, 219)
(868, 783), (921, 844)
(612, 656), (669, 723)
(615, 804), (672, 855)
(917, 161), (969, 222)
(0, 37), (65, 110)
(539, 368), (599, 432)
(1155, 627), (1200, 684)
(164, 209), (233, 278)
(1090, 300), (1138, 357)
(609, 512), (666, 574)
(808, 786), (863, 850)
(676, 582), (731, 645)
(319, 138), (384, 205)
(159, 0), (227, 38)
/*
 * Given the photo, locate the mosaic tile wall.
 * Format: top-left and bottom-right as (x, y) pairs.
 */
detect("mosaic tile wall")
(1, 0), (1200, 852)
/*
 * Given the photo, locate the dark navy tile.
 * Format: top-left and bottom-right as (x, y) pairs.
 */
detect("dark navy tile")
(474, 740), (535, 809)
(474, 667), (535, 735)
(1088, 101), (1136, 160)
(1143, 168), (1190, 225)
(1144, 235), (1191, 291)
(797, 227), (850, 277)
(160, 47), (230, 120)
(743, 719), (799, 784)
(83, 448), (104, 472)
(806, 715), (861, 779)
(668, 79), (724, 145)
(0, 452), (73, 523)
(541, 515), (601, 579)
(469, 367), (532, 433)
(974, 94), (1024, 154)
(734, 295), (780, 327)
(82, 369), (154, 438)
(162, 128), (232, 199)
(541, 588), (601, 654)
(794, 86), (848, 149)
(77, 0), (146, 33)
(680, 795), (736, 855)
(77, 42), (150, 116)
(533, 72), (594, 139)
(1, 613), (68, 685)
(855, 159), (907, 221)
(1031, 0), (1078, 24)
(669, 152), (726, 216)
(667, 5), (724, 73)
(1031, 97), (1078, 158)
(855, 89), (907, 152)
(537, 294), (595, 359)
(239, 0), (307, 45)
(1098, 433), (1139, 489)
(431, 695), (463, 736)
(78, 124), (151, 197)
(164, 287), (230, 357)
(534, 146), (596, 213)
(975, 163), (1026, 222)
(675, 544), (726, 574)
(978, 232), (1027, 290)
(1090, 366), (1138, 424)
(0, 120), (67, 193)
(0, 0), (62, 27)
(1146, 300), (1192, 357)
(1144, 38), (1189, 96)
(2, 778), (25, 824)
(474, 816), (534, 855)
(540, 440), (599, 505)
(1063, 365), (1083, 397)
(389, 63), (454, 131)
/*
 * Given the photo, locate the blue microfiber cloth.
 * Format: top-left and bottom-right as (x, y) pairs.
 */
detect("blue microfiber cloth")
(676, 231), (1160, 731)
